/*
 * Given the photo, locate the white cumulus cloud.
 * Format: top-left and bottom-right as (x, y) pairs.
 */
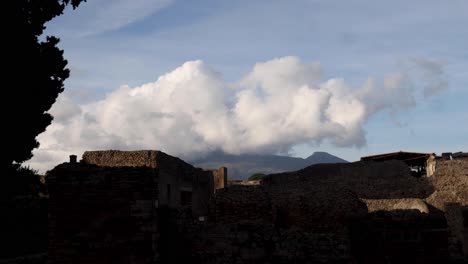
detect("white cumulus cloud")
(27, 56), (447, 173)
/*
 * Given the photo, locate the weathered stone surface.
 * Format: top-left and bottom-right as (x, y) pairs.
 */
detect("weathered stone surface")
(47, 152), (468, 263)
(263, 160), (434, 199)
(363, 198), (430, 213)
(424, 159), (468, 259)
(211, 185), (272, 224)
(82, 150), (159, 168)
(425, 159), (468, 210)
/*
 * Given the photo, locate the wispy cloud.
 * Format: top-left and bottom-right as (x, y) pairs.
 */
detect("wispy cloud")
(410, 57), (448, 98)
(46, 0), (173, 37)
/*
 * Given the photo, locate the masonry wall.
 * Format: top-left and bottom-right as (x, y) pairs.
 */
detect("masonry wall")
(47, 163), (158, 264)
(425, 159), (468, 259)
(211, 167), (227, 190)
(190, 160), (465, 263)
(349, 210), (450, 263)
(82, 150), (220, 217)
(263, 160), (434, 199)
(82, 150), (159, 168)
(47, 154), (467, 263)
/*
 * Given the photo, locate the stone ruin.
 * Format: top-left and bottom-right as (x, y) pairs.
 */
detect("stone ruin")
(47, 150), (468, 263)
(47, 150), (226, 264)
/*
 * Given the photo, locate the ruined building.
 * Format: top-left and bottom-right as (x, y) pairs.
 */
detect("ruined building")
(47, 150), (468, 264)
(48, 150), (226, 264)
(361, 151), (438, 177)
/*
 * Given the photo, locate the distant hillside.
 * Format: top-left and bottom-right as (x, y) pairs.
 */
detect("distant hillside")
(190, 151), (348, 180)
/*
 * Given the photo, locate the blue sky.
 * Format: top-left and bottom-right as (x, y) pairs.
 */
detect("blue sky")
(28, 0), (468, 171)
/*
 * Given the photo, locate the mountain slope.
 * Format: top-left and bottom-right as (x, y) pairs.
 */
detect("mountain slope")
(190, 151), (348, 180)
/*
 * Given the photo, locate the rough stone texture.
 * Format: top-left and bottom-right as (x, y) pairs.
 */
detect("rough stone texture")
(210, 167), (228, 190)
(82, 150), (221, 217)
(227, 180), (261, 186)
(189, 223), (352, 264)
(363, 198), (430, 213)
(47, 150), (224, 264)
(47, 153), (468, 263)
(198, 159), (465, 263)
(267, 185), (367, 232)
(425, 159), (468, 210)
(211, 185), (273, 225)
(425, 159), (468, 259)
(263, 160), (434, 199)
(82, 150), (159, 168)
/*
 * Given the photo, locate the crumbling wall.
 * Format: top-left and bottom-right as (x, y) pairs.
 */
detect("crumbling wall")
(227, 180), (261, 186)
(425, 159), (468, 259)
(210, 167), (227, 190)
(425, 159), (468, 210)
(363, 198), (429, 213)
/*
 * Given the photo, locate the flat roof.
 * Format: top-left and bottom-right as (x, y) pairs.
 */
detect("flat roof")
(361, 151), (432, 165)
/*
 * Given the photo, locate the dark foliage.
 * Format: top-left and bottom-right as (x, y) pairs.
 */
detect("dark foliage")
(0, 166), (49, 259)
(1, 1), (85, 260)
(4, 0), (86, 172)
(248, 173), (266, 181)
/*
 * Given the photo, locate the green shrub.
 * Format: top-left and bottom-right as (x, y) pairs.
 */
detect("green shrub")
(248, 173), (265, 181)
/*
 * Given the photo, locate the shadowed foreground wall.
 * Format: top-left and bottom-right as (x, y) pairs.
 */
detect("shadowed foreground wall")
(189, 160), (467, 263)
(46, 153), (467, 264)
(48, 163), (158, 264)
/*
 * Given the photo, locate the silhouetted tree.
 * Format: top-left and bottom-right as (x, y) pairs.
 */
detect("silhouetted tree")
(2, 1), (86, 258)
(4, 0), (86, 172)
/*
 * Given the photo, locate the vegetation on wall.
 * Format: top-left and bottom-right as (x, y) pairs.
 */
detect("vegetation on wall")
(248, 173), (266, 181)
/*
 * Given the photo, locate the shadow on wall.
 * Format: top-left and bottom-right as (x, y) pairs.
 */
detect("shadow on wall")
(263, 160), (435, 199)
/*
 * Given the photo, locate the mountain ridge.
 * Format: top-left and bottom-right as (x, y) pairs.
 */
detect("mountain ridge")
(190, 151), (348, 180)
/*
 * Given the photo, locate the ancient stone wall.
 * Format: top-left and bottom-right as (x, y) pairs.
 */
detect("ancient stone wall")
(46, 154), (467, 263)
(363, 198), (429, 213)
(263, 160), (434, 199)
(82, 150), (159, 168)
(197, 160), (466, 263)
(425, 159), (468, 210)
(47, 163), (158, 264)
(184, 182), (356, 263)
(197, 176), (365, 262)
(228, 180), (261, 186)
(211, 167), (227, 190)
(188, 222), (352, 264)
(349, 210), (450, 263)
(82, 150), (219, 216)
(211, 185), (272, 224)
(425, 159), (468, 259)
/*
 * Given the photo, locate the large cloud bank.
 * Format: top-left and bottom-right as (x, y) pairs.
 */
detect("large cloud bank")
(27, 56), (446, 172)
